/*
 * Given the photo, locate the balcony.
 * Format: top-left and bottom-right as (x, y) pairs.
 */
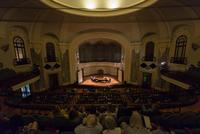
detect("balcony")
(44, 57), (59, 62)
(13, 58), (31, 66)
(142, 57), (156, 62)
(0, 71), (40, 91)
(170, 57), (187, 65)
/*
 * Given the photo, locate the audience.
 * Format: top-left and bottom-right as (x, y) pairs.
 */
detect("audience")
(74, 114), (103, 134)
(1, 87), (199, 133)
(21, 121), (39, 134)
(103, 115), (121, 134)
(121, 111), (150, 134)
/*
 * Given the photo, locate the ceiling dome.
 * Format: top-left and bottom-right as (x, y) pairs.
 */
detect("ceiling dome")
(40, 0), (158, 17)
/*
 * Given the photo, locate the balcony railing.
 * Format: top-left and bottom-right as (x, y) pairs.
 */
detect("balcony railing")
(13, 58), (31, 66)
(142, 57), (156, 62)
(44, 57), (59, 62)
(170, 57), (187, 65)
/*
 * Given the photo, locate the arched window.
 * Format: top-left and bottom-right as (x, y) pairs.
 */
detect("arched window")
(173, 35), (187, 64)
(13, 36), (28, 65)
(46, 42), (56, 62)
(145, 41), (155, 61)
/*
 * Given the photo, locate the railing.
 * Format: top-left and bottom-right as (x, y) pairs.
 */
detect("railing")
(44, 57), (59, 62)
(13, 58), (31, 66)
(170, 57), (187, 65)
(142, 56), (156, 62)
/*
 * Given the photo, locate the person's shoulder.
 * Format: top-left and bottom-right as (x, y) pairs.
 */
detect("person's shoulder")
(75, 124), (86, 133)
(115, 127), (121, 131)
(115, 127), (122, 133)
(96, 122), (103, 130)
(138, 127), (151, 134)
(75, 124), (85, 129)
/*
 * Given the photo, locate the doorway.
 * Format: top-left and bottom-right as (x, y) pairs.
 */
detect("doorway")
(142, 72), (152, 89)
(49, 73), (59, 90)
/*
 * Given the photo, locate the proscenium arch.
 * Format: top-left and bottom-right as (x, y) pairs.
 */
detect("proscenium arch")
(69, 31), (131, 83)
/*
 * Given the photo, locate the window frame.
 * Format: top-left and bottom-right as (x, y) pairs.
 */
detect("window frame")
(13, 36), (29, 65)
(46, 42), (56, 62)
(172, 35), (187, 64)
(144, 41), (155, 61)
(174, 35), (187, 58)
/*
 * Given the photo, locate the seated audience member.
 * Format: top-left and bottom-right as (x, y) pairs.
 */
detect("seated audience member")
(53, 106), (69, 119)
(69, 107), (79, 119)
(105, 105), (116, 117)
(68, 107), (82, 129)
(103, 115), (121, 134)
(60, 107), (69, 119)
(78, 106), (87, 118)
(74, 114), (103, 134)
(121, 111), (150, 134)
(142, 102), (160, 116)
(22, 121), (39, 134)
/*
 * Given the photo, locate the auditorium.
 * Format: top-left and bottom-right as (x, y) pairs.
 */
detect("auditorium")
(0, 0), (200, 133)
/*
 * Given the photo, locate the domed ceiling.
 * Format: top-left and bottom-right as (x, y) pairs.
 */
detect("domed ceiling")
(40, 0), (158, 16)
(0, 0), (200, 22)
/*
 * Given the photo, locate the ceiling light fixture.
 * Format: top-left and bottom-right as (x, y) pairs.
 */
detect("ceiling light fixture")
(85, 0), (97, 10)
(40, 0), (158, 17)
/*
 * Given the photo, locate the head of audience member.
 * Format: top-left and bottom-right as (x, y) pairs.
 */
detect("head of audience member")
(104, 115), (117, 130)
(129, 111), (143, 128)
(86, 114), (97, 127)
(69, 108), (79, 120)
(79, 106), (87, 114)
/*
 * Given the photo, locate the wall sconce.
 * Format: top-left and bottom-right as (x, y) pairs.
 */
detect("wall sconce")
(1, 44), (9, 52)
(192, 43), (200, 51)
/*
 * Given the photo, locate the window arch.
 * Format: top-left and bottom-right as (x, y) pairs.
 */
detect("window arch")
(145, 41), (155, 61)
(46, 42), (56, 62)
(13, 36), (28, 65)
(173, 35), (187, 64)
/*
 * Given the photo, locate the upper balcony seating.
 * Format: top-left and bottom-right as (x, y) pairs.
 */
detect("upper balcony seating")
(0, 68), (40, 91)
(161, 68), (200, 89)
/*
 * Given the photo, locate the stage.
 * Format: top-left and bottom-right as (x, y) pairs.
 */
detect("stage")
(81, 75), (120, 87)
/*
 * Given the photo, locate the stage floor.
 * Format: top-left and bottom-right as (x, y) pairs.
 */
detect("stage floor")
(81, 76), (120, 87)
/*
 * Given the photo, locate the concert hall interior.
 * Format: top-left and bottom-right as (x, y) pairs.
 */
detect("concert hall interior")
(0, 0), (200, 133)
